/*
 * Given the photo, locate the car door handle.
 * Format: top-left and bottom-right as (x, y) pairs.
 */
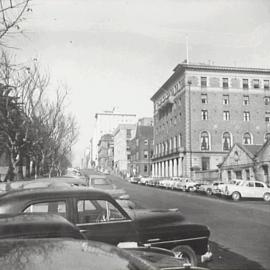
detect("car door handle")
(80, 229), (87, 233)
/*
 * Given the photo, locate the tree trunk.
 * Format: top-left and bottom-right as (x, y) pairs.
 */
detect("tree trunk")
(25, 155), (30, 179)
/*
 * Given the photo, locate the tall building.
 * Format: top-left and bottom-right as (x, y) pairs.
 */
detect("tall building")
(130, 118), (154, 177)
(92, 111), (137, 166)
(113, 124), (136, 175)
(151, 61), (270, 179)
(97, 134), (114, 173)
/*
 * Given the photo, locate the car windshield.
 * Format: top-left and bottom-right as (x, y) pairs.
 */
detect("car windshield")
(92, 178), (111, 185)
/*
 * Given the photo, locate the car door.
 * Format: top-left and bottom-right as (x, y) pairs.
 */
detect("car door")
(254, 182), (265, 198)
(74, 198), (138, 246)
(242, 181), (255, 198)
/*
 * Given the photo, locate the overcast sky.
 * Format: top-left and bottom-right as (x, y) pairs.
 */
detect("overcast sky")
(6, 0), (270, 166)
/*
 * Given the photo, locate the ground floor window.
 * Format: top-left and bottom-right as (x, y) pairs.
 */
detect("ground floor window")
(201, 157), (210, 171)
(235, 170), (242, 179)
(227, 170), (232, 181)
(245, 169), (250, 180)
(144, 165), (148, 173)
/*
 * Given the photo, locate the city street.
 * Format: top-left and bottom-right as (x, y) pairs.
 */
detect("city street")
(111, 175), (270, 270)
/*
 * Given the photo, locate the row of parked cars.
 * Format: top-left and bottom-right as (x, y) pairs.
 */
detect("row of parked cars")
(0, 171), (211, 269)
(129, 176), (270, 202)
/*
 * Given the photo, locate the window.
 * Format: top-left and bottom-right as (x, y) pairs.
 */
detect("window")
(255, 182), (264, 188)
(223, 95), (229, 105)
(265, 112), (270, 122)
(223, 111), (230, 121)
(246, 182), (254, 187)
(264, 80), (269, 90)
(201, 93), (208, 104)
(264, 96), (270, 105)
(201, 157), (210, 171)
(222, 132), (231, 151)
(144, 139), (148, 145)
(144, 165), (148, 172)
(245, 169), (250, 181)
(242, 79), (249, 89)
(265, 132), (270, 141)
(243, 95), (249, 105)
(76, 199), (126, 224)
(243, 111), (250, 121)
(253, 79), (260, 89)
(201, 77), (207, 87)
(222, 78), (229, 88)
(126, 129), (132, 138)
(201, 110), (208, 120)
(235, 171), (242, 179)
(143, 150), (148, 159)
(243, 132), (252, 144)
(227, 170), (232, 181)
(24, 201), (67, 218)
(201, 131), (210, 150)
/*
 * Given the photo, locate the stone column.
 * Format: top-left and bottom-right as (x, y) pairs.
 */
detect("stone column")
(169, 159), (173, 177)
(173, 159), (177, 177)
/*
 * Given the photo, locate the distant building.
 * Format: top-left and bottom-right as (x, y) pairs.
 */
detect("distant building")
(113, 124), (136, 175)
(130, 118), (154, 177)
(151, 61), (270, 180)
(97, 134), (114, 173)
(92, 111), (137, 166)
(219, 141), (270, 184)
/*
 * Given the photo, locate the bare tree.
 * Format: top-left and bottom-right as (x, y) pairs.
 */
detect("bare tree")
(0, 0), (31, 44)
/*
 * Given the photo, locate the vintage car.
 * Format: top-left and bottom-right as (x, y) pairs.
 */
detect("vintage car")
(222, 180), (270, 201)
(0, 238), (209, 270)
(129, 176), (141, 184)
(0, 187), (211, 265)
(200, 181), (225, 196)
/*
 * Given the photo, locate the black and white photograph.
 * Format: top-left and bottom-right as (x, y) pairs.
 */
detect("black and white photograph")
(0, 0), (270, 269)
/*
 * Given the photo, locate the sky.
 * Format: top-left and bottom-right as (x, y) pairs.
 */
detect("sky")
(5, 0), (270, 166)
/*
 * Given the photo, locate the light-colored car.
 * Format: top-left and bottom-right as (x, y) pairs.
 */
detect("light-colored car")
(201, 181), (225, 196)
(174, 178), (192, 191)
(138, 177), (153, 185)
(223, 180), (270, 201)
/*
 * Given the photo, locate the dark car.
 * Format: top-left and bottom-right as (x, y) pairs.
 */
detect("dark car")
(0, 238), (209, 270)
(0, 213), (85, 240)
(0, 187), (211, 266)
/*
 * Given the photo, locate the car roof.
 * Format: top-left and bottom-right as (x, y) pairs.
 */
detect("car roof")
(0, 186), (113, 203)
(0, 213), (84, 239)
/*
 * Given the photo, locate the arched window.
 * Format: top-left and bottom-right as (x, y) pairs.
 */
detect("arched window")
(201, 131), (210, 150)
(265, 133), (270, 142)
(223, 132), (232, 151)
(243, 132), (252, 145)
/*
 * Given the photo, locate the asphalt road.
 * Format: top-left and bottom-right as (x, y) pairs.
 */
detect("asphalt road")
(110, 175), (270, 270)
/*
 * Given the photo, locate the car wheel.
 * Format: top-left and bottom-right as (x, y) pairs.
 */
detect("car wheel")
(232, 191), (241, 201)
(263, 192), (270, 202)
(145, 181), (148, 186)
(172, 245), (198, 266)
(206, 189), (212, 196)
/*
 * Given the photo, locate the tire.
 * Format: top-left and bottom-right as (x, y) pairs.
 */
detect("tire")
(263, 192), (270, 202)
(232, 191), (241, 201)
(206, 189), (212, 196)
(172, 245), (198, 266)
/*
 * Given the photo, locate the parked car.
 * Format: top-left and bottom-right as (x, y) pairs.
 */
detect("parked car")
(181, 180), (201, 192)
(0, 213), (85, 240)
(0, 186), (211, 265)
(174, 178), (192, 191)
(0, 238), (209, 270)
(223, 180), (270, 201)
(148, 177), (161, 187)
(139, 177), (153, 185)
(129, 176), (141, 184)
(201, 181), (225, 196)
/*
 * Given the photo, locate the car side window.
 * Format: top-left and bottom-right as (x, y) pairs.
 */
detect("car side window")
(246, 182), (254, 187)
(76, 199), (126, 224)
(255, 182), (264, 188)
(23, 201), (67, 218)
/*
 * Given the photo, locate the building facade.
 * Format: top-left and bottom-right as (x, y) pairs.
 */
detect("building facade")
(151, 62), (270, 179)
(92, 111), (137, 166)
(113, 124), (136, 176)
(219, 141), (270, 184)
(97, 134), (114, 173)
(130, 118), (154, 177)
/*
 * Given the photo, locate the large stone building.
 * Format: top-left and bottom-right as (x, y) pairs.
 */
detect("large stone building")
(92, 111), (137, 166)
(97, 134), (114, 173)
(130, 118), (154, 177)
(151, 61), (270, 179)
(113, 124), (136, 176)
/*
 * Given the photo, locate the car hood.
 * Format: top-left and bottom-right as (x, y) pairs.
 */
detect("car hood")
(129, 209), (210, 243)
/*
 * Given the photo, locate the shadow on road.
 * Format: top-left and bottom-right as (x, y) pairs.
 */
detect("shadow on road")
(202, 241), (266, 270)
